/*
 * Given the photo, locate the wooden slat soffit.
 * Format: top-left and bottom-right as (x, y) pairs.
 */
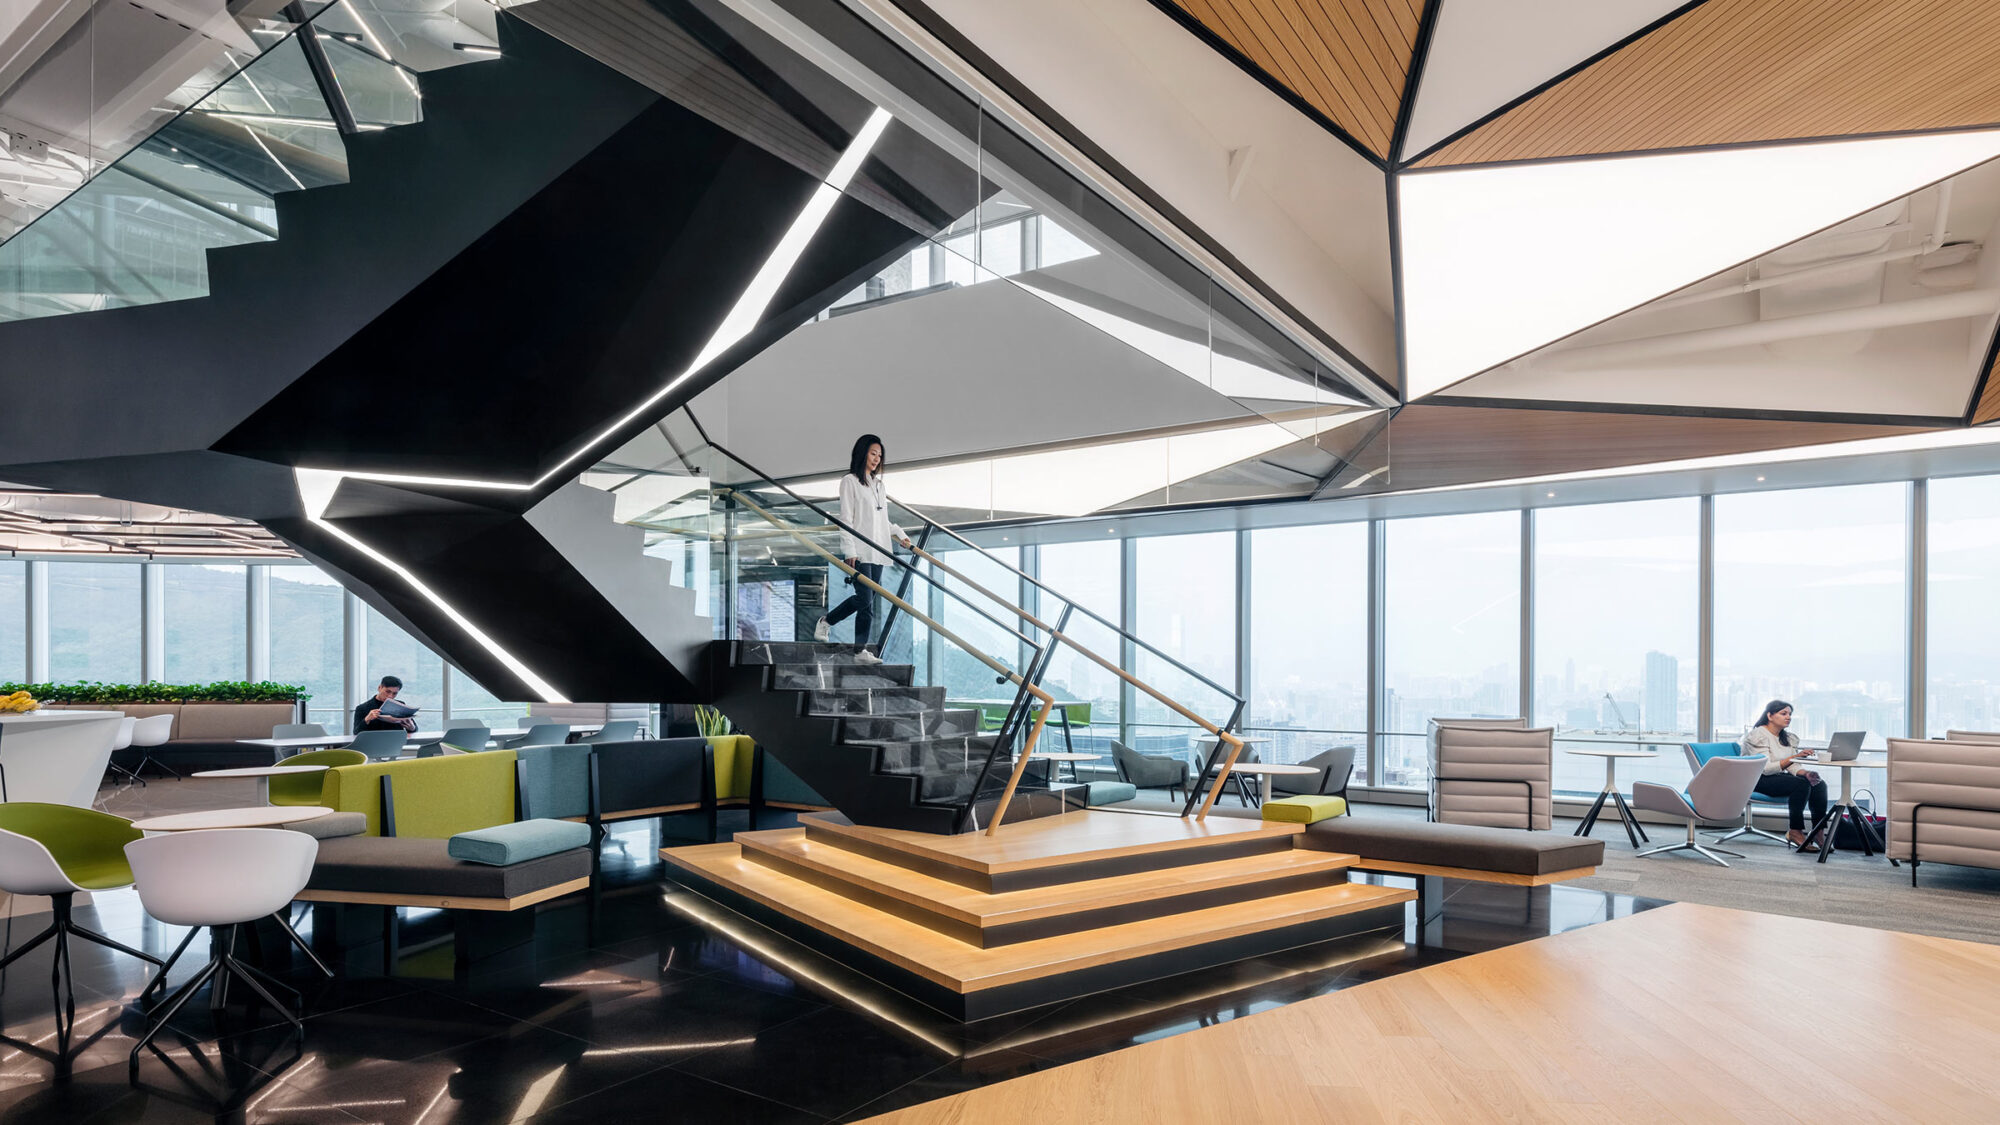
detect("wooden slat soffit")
(1164, 0), (1425, 158)
(1974, 350), (2000, 425)
(1416, 0), (2000, 168)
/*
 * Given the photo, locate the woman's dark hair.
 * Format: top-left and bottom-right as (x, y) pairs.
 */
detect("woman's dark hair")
(848, 434), (885, 483)
(1755, 699), (1796, 747)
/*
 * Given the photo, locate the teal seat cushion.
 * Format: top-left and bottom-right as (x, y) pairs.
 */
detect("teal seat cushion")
(447, 819), (591, 866)
(1086, 781), (1138, 807)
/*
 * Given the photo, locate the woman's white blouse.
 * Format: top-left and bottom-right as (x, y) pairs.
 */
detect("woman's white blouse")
(837, 473), (905, 567)
(1742, 726), (1803, 775)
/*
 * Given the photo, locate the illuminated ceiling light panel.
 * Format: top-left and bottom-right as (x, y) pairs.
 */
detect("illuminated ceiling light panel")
(798, 412), (1379, 517)
(1014, 283), (1360, 407)
(1398, 129), (2000, 400)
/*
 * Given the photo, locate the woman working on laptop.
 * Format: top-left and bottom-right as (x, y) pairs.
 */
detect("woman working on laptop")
(1743, 699), (1829, 853)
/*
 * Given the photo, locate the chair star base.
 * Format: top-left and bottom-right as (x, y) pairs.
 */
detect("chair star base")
(0, 894), (164, 1033)
(130, 926), (304, 1063)
(1638, 823), (1746, 867)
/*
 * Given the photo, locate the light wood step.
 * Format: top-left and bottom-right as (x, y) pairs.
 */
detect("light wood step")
(662, 842), (1413, 996)
(736, 828), (1362, 946)
(799, 810), (1302, 892)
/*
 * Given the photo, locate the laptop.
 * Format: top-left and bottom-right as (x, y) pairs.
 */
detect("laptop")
(1821, 731), (1866, 761)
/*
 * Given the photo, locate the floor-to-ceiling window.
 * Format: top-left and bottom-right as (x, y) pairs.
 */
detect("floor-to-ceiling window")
(269, 566), (345, 730)
(1382, 511), (1521, 789)
(0, 561), (23, 682)
(366, 606), (445, 724)
(928, 545), (1024, 701)
(1131, 532), (1237, 764)
(1926, 474), (2000, 736)
(1714, 483), (1907, 751)
(1534, 499), (1700, 795)
(449, 667), (523, 727)
(161, 563), (245, 682)
(1248, 523), (1368, 778)
(47, 562), (140, 682)
(1034, 539), (1123, 751)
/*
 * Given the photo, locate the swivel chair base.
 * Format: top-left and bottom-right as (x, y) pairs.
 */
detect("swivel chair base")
(0, 893), (164, 1032)
(1708, 821), (1788, 846)
(132, 926), (304, 1062)
(1638, 822), (1745, 867)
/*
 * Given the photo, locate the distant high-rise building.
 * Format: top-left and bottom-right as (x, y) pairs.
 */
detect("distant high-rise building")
(1564, 658), (1576, 695)
(1644, 651), (1679, 733)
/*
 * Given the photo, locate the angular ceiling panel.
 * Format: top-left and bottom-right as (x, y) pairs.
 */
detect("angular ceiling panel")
(1162, 0), (1424, 158)
(1417, 0), (2000, 168)
(1401, 0), (1691, 161)
(1398, 130), (2000, 399)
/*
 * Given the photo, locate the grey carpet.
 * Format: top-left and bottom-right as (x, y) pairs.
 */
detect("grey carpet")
(1108, 789), (2000, 946)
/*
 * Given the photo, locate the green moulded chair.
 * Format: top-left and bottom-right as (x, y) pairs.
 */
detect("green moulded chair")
(269, 748), (367, 806)
(0, 803), (166, 1027)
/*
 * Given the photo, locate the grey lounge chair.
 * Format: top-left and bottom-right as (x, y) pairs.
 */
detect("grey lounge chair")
(347, 729), (408, 762)
(1272, 746), (1356, 811)
(503, 723), (569, 749)
(580, 720), (642, 744)
(1630, 754), (1766, 866)
(1112, 742), (1188, 802)
(429, 723), (493, 757)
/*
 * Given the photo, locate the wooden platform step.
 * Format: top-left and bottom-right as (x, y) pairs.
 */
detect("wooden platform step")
(662, 841), (1413, 1020)
(799, 810), (1302, 892)
(737, 828), (1362, 947)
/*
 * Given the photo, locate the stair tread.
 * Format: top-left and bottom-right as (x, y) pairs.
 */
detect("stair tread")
(662, 842), (1411, 993)
(800, 810), (1300, 876)
(735, 828), (1359, 929)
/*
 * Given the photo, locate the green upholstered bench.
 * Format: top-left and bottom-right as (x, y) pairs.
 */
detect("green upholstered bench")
(1262, 795), (1346, 823)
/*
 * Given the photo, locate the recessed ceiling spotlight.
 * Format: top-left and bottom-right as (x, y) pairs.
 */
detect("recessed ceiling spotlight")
(1756, 475), (1766, 482)
(1546, 491), (1556, 498)
(1107, 528), (1116, 533)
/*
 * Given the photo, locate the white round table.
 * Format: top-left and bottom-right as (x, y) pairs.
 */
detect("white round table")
(191, 764), (329, 805)
(1563, 747), (1658, 846)
(1208, 761), (1321, 803)
(1793, 752), (1890, 863)
(1029, 752), (1101, 784)
(132, 805), (332, 832)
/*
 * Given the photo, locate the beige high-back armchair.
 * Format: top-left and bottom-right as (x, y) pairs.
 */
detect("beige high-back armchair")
(1886, 736), (2000, 885)
(1427, 718), (1552, 830)
(1943, 730), (2000, 744)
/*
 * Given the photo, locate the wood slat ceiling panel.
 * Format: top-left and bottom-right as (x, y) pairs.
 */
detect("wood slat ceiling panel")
(1415, 0), (2000, 168)
(1343, 406), (1932, 493)
(1167, 0), (1424, 157)
(1974, 352), (2000, 425)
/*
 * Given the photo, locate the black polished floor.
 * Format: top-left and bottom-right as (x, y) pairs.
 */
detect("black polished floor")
(0, 787), (1666, 1123)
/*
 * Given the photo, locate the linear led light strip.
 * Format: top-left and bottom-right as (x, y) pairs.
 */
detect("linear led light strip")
(294, 108), (895, 702)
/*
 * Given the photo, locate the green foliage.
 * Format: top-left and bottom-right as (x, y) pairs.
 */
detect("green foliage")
(0, 681), (311, 704)
(693, 705), (732, 738)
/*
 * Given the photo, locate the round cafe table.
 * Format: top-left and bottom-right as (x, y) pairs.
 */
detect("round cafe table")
(191, 763), (328, 805)
(1028, 752), (1100, 784)
(131, 805), (332, 832)
(1208, 761), (1321, 804)
(1565, 746), (1659, 847)
(1794, 751), (1890, 864)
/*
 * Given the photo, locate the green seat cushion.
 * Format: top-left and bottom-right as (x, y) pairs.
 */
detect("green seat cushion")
(0, 802), (141, 889)
(1085, 781), (1138, 807)
(1263, 795), (1347, 824)
(447, 819), (592, 866)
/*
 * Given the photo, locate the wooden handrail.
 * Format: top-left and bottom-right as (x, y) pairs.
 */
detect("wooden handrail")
(724, 491), (1062, 834)
(908, 543), (1246, 821)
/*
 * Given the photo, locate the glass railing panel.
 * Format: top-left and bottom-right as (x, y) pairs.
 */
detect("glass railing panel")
(0, 1), (337, 243)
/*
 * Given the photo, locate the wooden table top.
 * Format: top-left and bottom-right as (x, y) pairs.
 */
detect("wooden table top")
(860, 902), (2000, 1123)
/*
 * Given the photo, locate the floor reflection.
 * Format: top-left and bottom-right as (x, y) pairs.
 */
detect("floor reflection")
(0, 789), (1668, 1123)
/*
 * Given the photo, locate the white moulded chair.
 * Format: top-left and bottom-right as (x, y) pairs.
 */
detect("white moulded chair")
(124, 828), (318, 1060)
(128, 714), (179, 781)
(103, 716), (143, 789)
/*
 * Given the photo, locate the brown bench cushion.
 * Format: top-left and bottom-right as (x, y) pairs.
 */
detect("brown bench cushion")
(1299, 817), (1603, 876)
(306, 836), (590, 900)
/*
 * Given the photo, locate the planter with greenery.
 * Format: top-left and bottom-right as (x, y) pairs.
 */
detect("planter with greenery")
(0, 682), (311, 705)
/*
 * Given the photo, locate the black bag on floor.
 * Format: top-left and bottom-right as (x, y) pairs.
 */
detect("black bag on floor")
(1834, 791), (1888, 850)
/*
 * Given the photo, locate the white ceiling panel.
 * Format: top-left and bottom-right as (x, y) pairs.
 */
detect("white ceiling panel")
(1401, 0), (1691, 161)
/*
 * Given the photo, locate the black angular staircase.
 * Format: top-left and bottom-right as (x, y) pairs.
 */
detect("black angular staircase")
(711, 640), (1083, 834)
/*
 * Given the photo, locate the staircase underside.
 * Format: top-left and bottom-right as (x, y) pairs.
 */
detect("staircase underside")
(662, 811), (1414, 1020)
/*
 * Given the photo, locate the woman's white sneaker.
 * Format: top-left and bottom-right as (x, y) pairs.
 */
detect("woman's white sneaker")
(813, 617), (831, 642)
(854, 651), (884, 665)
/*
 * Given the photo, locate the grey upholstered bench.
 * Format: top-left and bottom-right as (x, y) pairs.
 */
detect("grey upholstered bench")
(1297, 817), (1604, 943)
(297, 833), (592, 963)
